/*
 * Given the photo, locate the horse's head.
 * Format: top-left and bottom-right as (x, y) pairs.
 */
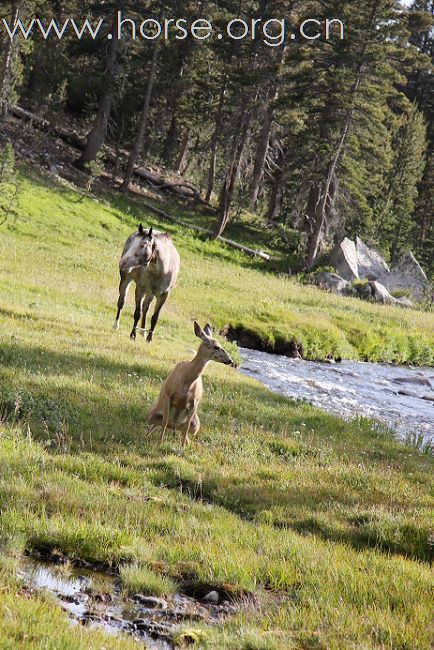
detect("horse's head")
(120, 225), (155, 273)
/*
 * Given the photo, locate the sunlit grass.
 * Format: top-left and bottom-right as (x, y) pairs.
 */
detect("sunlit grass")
(0, 168), (432, 649)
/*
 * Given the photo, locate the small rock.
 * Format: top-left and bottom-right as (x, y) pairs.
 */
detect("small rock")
(132, 594), (167, 609)
(422, 395), (434, 403)
(393, 376), (431, 387)
(395, 296), (414, 308)
(397, 389), (420, 398)
(195, 605), (209, 619)
(202, 590), (219, 604)
(93, 593), (112, 603)
(133, 619), (170, 636)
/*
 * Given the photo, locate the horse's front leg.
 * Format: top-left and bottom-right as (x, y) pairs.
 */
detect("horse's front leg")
(114, 273), (132, 331)
(146, 291), (169, 343)
(130, 285), (146, 340)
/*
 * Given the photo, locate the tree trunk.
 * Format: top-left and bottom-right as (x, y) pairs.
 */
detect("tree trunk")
(0, 5), (18, 119)
(265, 181), (283, 223)
(161, 37), (194, 167)
(74, 11), (121, 171)
(214, 108), (251, 238)
(205, 77), (227, 203)
(120, 39), (160, 192)
(304, 3), (378, 269)
(174, 127), (191, 174)
(250, 46), (286, 208)
(250, 104), (274, 207)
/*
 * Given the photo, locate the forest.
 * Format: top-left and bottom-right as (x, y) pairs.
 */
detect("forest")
(0, 0), (432, 275)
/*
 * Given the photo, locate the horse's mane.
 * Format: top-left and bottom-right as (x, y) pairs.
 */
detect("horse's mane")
(155, 232), (172, 241)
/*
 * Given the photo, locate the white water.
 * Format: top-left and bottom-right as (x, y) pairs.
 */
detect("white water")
(240, 348), (434, 445)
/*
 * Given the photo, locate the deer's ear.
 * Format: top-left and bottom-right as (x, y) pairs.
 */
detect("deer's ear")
(204, 324), (212, 337)
(148, 227), (153, 237)
(194, 321), (205, 340)
(138, 224), (144, 234)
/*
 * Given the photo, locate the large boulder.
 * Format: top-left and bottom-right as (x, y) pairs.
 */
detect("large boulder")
(313, 271), (356, 296)
(355, 237), (389, 280)
(356, 280), (396, 305)
(370, 281), (396, 304)
(379, 252), (430, 302)
(328, 238), (359, 281)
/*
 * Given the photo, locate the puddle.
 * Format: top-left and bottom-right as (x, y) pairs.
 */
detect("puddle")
(239, 348), (434, 446)
(19, 558), (237, 648)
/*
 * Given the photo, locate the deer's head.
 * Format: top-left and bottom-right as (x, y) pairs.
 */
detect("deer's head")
(194, 322), (235, 366)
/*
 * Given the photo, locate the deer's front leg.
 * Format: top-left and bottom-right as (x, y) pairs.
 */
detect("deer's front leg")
(160, 395), (171, 444)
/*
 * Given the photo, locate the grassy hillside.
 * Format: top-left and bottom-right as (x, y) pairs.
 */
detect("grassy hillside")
(0, 168), (433, 649)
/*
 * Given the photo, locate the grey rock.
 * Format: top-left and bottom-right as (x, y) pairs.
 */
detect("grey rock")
(393, 376), (431, 387)
(394, 296), (414, 308)
(380, 252), (430, 302)
(355, 280), (396, 304)
(132, 594), (167, 609)
(327, 238), (428, 305)
(397, 389), (420, 399)
(313, 271), (356, 296)
(369, 281), (396, 305)
(356, 237), (389, 280)
(328, 238), (359, 281)
(356, 282), (374, 300)
(422, 395), (434, 403)
(202, 590), (219, 604)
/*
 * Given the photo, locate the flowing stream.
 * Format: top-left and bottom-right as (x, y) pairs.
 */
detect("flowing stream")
(239, 348), (434, 445)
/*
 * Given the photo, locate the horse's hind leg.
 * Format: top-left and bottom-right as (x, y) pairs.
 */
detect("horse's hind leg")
(114, 273), (132, 331)
(146, 291), (169, 343)
(130, 285), (146, 340)
(139, 293), (154, 338)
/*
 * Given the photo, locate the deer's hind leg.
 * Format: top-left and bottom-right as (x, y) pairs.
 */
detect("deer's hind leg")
(147, 411), (162, 438)
(160, 395), (171, 444)
(182, 404), (198, 448)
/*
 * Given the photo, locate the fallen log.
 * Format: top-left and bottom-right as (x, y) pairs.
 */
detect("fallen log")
(10, 105), (84, 150)
(104, 150), (204, 202)
(9, 106), (270, 260)
(141, 201), (271, 261)
(11, 105), (204, 201)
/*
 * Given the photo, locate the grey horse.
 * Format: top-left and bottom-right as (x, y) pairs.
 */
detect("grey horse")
(114, 225), (180, 342)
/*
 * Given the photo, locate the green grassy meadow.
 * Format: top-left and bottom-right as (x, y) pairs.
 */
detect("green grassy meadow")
(0, 168), (433, 649)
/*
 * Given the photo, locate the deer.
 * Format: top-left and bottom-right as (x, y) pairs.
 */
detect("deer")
(147, 322), (235, 447)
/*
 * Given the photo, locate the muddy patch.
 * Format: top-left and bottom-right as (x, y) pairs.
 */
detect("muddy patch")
(221, 325), (304, 359)
(19, 557), (239, 648)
